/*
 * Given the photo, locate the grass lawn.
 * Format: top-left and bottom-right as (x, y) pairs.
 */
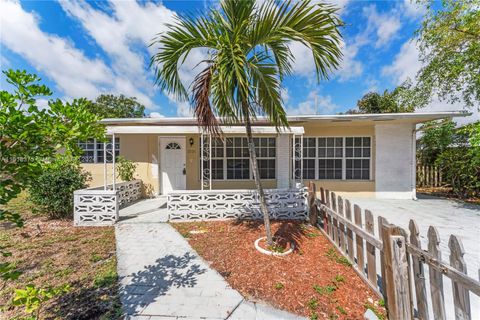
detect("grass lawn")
(0, 193), (121, 320)
(172, 220), (386, 320)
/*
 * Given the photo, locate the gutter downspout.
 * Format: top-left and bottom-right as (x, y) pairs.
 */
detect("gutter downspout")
(411, 126), (418, 200)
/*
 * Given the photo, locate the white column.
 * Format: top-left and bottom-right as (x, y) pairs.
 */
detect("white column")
(209, 134), (212, 190)
(291, 134), (296, 188)
(103, 141), (107, 190)
(276, 134), (290, 189)
(200, 133), (204, 190)
(112, 133), (116, 190)
(300, 135), (304, 186)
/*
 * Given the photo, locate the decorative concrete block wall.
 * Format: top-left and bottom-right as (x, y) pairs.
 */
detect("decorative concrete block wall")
(168, 188), (308, 221)
(74, 179), (142, 226)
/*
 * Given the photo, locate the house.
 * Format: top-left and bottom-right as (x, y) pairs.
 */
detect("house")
(78, 111), (467, 201)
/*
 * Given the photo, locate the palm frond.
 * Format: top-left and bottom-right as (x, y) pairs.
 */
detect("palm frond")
(191, 64), (222, 136)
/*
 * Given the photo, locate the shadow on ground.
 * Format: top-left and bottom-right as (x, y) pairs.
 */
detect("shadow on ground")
(120, 252), (207, 315)
(231, 219), (310, 252)
(47, 280), (121, 320)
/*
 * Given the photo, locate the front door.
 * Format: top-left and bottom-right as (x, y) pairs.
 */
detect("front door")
(160, 137), (186, 194)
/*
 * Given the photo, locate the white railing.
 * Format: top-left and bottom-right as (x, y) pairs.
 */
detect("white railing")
(74, 179), (142, 226)
(167, 188), (308, 221)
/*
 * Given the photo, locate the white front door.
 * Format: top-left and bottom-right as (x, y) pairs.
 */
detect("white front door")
(160, 137), (186, 194)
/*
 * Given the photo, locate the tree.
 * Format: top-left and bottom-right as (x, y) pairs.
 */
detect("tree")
(1, 69), (103, 293)
(417, 119), (456, 164)
(152, 0), (343, 245)
(356, 87), (414, 114)
(407, 0), (480, 109)
(87, 94), (145, 118)
(435, 121), (480, 198)
(0, 70), (103, 226)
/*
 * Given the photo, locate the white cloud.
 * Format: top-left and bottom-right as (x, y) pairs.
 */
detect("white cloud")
(384, 38), (478, 125)
(286, 90), (339, 115)
(382, 40), (421, 85)
(402, 0), (426, 19)
(289, 41), (316, 78)
(149, 112), (163, 118)
(59, 0), (178, 108)
(0, 0), (114, 99)
(363, 5), (401, 48)
(176, 101), (192, 117)
(314, 0), (351, 14)
(336, 39), (363, 81)
(280, 87), (290, 104)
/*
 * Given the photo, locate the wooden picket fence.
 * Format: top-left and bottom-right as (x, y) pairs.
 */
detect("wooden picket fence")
(417, 164), (443, 187)
(307, 182), (480, 320)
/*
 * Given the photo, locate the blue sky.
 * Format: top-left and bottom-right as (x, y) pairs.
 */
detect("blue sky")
(0, 0), (477, 122)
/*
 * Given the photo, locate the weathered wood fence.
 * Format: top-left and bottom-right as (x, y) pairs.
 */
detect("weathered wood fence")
(307, 182), (480, 320)
(417, 164), (443, 187)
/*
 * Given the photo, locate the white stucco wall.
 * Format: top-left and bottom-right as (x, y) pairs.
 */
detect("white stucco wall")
(375, 123), (416, 199)
(276, 134), (290, 189)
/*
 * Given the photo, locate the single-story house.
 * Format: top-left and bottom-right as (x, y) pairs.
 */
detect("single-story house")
(79, 111), (467, 200)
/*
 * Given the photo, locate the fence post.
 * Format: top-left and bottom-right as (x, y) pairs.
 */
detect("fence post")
(428, 226), (446, 320)
(409, 219), (429, 320)
(449, 235), (471, 320)
(381, 222), (412, 320)
(307, 181), (318, 225)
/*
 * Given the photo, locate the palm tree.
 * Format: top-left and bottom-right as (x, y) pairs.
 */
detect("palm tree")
(151, 0), (343, 246)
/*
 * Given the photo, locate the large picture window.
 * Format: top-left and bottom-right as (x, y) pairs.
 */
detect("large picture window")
(293, 137), (371, 180)
(78, 137), (119, 163)
(201, 137), (276, 180)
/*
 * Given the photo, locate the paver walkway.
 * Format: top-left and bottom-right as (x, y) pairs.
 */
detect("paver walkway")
(116, 199), (305, 319)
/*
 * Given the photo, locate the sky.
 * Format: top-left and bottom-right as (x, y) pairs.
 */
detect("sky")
(0, 0), (478, 124)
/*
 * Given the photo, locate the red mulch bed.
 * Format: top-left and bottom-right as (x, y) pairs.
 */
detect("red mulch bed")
(172, 220), (385, 319)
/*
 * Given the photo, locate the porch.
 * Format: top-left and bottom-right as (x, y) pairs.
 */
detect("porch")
(74, 124), (310, 226)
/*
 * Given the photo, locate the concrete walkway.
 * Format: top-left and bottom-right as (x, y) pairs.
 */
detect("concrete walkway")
(346, 194), (480, 318)
(116, 201), (305, 320)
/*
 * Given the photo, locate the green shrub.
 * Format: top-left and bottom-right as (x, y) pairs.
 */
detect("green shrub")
(29, 156), (90, 219)
(116, 156), (137, 182)
(436, 147), (480, 198)
(435, 122), (480, 199)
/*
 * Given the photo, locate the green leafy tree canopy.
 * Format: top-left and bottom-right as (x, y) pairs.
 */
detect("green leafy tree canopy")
(87, 94), (146, 118)
(407, 0), (480, 109)
(354, 87), (415, 114)
(0, 69), (104, 225)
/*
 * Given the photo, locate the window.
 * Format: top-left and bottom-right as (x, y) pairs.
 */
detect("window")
(166, 142), (181, 150)
(78, 137), (119, 163)
(294, 137), (316, 179)
(292, 137), (371, 180)
(254, 137), (276, 179)
(318, 137), (343, 179)
(200, 137), (276, 180)
(345, 137), (370, 180)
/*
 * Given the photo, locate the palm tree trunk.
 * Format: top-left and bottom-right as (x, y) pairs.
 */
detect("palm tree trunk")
(245, 117), (274, 246)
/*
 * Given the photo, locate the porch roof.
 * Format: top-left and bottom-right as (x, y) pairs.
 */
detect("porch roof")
(105, 125), (305, 135)
(101, 111), (469, 127)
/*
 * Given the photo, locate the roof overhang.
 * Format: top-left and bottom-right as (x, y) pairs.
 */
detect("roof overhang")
(101, 111), (470, 127)
(105, 125), (305, 135)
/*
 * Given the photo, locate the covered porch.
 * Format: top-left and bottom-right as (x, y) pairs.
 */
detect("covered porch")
(74, 124), (310, 226)
(103, 124), (308, 194)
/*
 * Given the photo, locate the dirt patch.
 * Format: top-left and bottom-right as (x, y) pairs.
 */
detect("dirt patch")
(0, 194), (120, 320)
(417, 186), (480, 205)
(172, 220), (385, 319)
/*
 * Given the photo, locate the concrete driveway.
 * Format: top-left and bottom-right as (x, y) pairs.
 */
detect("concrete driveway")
(346, 194), (480, 318)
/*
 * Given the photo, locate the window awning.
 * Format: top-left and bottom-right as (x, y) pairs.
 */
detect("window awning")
(105, 125), (305, 135)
